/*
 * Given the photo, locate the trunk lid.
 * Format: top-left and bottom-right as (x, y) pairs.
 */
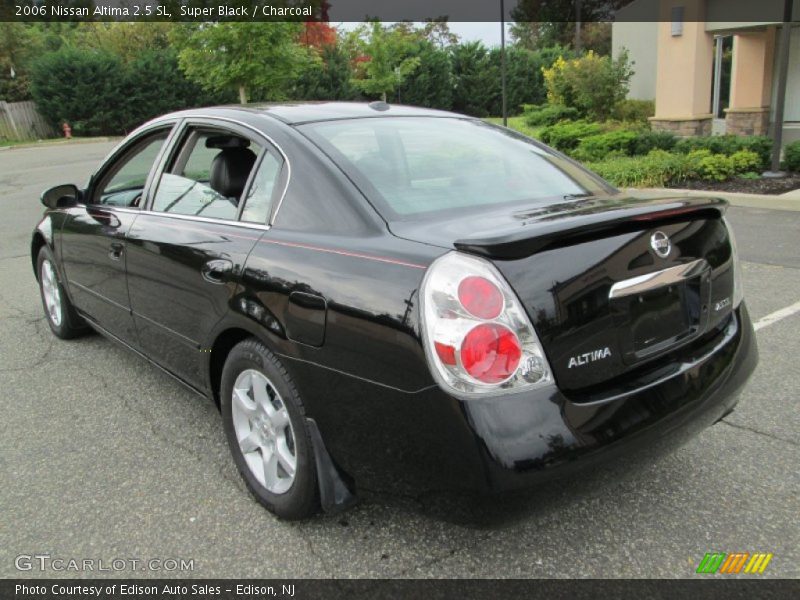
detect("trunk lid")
(393, 194), (737, 395)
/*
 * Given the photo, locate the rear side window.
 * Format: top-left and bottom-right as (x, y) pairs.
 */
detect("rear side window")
(241, 152), (282, 224)
(151, 128), (261, 221)
(301, 117), (607, 221)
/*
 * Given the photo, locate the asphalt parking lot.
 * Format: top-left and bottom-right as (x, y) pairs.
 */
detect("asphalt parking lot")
(1, 141), (798, 579)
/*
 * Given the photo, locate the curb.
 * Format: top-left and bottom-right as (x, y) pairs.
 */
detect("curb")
(632, 188), (800, 212)
(0, 137), (122, 151)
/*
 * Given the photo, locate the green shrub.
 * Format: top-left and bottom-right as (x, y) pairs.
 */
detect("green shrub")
(573, 130), (639, 161)
(675, 135), (771, 169)
(695, 152), (736, 182)
(631, 130), (677, 155)
(586, 150), (696, 188)
(522, 103), (579, 127)
(784, 140), (800, 172)
(542, 50), (634, 120)
(538, 120), (603, 152)
(730, 150), (762, 174)
(612, 99), (655, 123)
(31, 48), (126, 136)
(30, 47), (230, 135)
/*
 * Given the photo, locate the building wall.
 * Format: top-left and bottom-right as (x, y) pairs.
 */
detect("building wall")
(612, 0), (660, 100)
(772, 25), (800, 144)
(612, 21), (659, 100)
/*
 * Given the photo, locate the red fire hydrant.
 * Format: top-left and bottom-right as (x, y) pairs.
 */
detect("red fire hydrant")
(62, 122), (72, 139)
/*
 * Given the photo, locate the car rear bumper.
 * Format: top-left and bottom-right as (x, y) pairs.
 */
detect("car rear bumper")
(288, 303), (758, 495)
(471, 302), (758, 492)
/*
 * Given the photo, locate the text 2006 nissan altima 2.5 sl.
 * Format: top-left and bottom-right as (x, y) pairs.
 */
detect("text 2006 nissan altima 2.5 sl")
(32, 103), (758, 519)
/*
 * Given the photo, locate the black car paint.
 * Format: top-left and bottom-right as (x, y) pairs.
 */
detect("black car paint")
(32, 103), (758, 501)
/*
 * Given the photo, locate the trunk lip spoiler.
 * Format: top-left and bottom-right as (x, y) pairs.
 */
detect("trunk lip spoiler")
(454, 196), (728, 260)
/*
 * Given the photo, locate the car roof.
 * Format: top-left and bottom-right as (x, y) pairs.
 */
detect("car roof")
(162, 102), (465, 126)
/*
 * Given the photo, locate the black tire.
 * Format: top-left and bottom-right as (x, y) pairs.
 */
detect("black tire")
(36, 246), (87, 339)
(220, 338), (320, 520)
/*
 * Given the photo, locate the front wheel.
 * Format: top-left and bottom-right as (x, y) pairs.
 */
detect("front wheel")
(220, 338), (320, 520)
(37, 246), (86, 339)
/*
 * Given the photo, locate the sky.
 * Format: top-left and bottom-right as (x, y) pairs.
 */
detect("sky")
(335, 22), (514, 47)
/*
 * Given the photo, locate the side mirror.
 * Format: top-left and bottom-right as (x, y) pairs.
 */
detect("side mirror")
(41, 184), (79, 209)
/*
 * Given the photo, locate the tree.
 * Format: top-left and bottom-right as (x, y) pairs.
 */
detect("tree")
(30, 48), (126, 135)
(350, 22), (420, 102)
(450, 41), (496, 117)
(419, 20), (460, 48)
(75, 23), (173, 62)
(124, 50), (234, 130)
(397, 40), (453, 110)
(299, 22), (337, 51)
(170, 23), (310, 104)
(510, 0), (626, 53)
(293, 42), (357, 101)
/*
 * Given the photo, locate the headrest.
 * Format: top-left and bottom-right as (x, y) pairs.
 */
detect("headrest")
(206, 135), (250, 150)
(210, 147), (257, 199)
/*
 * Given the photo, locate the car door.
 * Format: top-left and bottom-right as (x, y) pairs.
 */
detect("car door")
(60, 124), (175, 343)
(125, 119), (285, 390)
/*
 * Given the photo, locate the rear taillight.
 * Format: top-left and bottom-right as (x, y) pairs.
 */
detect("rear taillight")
(420, 252), (552, 399)
(723, 217), (744, 307)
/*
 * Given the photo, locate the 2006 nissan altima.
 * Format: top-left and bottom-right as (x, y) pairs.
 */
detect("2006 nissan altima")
(32, 102), (758, 519)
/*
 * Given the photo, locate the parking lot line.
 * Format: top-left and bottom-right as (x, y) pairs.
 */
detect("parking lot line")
(753, 300), (800, 331)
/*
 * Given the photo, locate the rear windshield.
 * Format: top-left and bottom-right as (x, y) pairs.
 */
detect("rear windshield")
(300, 117), (610, 221)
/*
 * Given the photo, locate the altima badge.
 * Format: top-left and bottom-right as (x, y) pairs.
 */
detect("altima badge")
(651, 231), (672, 258)
(568, 347), (612, 369)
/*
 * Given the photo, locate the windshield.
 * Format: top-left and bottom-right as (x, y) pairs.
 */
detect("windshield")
(300, 117), (611, 221)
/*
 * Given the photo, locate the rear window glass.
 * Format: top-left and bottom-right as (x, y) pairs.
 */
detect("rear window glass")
(300, 117), (608, 220)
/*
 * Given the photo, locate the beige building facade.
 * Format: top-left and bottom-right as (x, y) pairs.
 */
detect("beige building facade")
(613, 0), (800, 144)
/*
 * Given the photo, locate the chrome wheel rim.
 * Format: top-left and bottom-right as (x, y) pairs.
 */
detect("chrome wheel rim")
(40, 259), (62, 327)
(231, 369), (297, 495)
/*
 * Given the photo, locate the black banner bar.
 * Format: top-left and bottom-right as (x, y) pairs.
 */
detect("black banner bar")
(3, 579), (800, 600)
(3, 0), (800, 23)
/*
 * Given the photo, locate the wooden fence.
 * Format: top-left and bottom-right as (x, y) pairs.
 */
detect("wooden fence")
(0, 101), (58, 141)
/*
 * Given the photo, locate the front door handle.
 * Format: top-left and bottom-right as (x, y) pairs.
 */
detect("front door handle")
(109, 242), (124, 261)
(202, 259), (233, 284)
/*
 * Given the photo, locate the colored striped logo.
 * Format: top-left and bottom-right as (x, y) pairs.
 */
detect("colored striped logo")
(696, 552), (773, 574)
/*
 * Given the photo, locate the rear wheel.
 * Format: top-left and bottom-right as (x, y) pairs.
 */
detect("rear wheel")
(37, 246), (86, 339)
(220, 338), (319, 519)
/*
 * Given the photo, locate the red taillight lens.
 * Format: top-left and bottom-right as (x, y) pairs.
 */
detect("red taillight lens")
(460, 324), (521, 383)
(458, 276), (503, 320)
(434, 341), (456, 366)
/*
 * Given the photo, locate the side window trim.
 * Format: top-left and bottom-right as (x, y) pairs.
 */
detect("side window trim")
(88, 120), (179, 208)
(144, 116), (286, 227)
(142, 118), (189, 212)
(147, 122), (260, 219)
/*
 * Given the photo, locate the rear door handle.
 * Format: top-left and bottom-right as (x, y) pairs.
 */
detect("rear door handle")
(109, 242), (124, 261)
(202, 259), (233, 284)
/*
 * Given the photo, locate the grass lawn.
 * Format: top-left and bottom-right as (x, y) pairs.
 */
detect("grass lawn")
(0, 139), (41, 148)
(485, 116), (543, 140)
(0, 136), (118, 149)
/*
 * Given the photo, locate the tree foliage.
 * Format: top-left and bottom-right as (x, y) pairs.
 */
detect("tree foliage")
(29, 47), (228, 136)
(350, 22), (420, 102)
(293, 42), (357, 101)
(450, 41), (496, 117)
(170, 23), (310, 103)
(30, 48), (126, 135)
(542, 50), (633, 120)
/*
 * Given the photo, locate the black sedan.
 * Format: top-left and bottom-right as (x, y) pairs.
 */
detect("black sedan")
(32, 103), (758, 519)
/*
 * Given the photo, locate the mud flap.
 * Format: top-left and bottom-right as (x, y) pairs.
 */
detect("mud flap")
(306, 418), (357, 514)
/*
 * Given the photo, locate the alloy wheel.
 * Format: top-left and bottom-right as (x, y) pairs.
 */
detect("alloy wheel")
(231, 369), (297, 494)
(40, 259), (62, 327)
